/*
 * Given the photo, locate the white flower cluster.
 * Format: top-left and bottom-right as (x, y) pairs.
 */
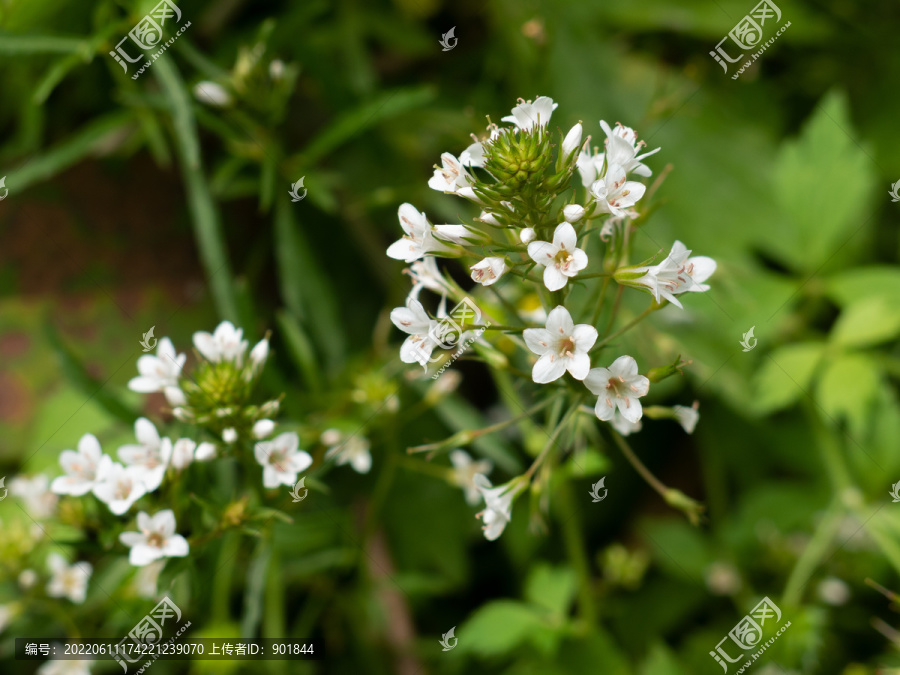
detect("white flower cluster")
(386, 97), (717, 540)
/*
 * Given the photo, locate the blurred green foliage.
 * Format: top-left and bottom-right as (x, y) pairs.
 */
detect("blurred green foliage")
(2, 0), (900, 673)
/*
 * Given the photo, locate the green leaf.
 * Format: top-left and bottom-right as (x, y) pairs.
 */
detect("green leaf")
(768, 90), (876, 272)
(43, 320), (138, 425)
(273, 198), (345, 372)
(816, 352), (880, 431)
(639, 643), (687, 675)
(752, 343), (826, 414)
(299, 86), (434, 164)
(457, 600), (546, 656)
(276, 311), (323, 393)
(0, 33), (90, 55)
(241, 539), (271, 638)
(831, 296), (900, 348)
(825, 266), (900, 307)
(524, 564), (577, 619)
(154, 57), (239, 323)
(9, 112), (133, 192)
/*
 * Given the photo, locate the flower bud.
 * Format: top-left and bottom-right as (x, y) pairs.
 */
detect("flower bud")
(195, 442), (217, 461)
(252, 419), (276, 439)
(193, 81), (232, 108)
(470, 257), (507, 286)
(520, 228), (536, 244)
(563, 204), (586, 223)
(222, 428), (238, 443)
(561, 122), (583, 157)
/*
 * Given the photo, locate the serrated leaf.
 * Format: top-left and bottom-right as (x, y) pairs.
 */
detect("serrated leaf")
(456, 600), (546, 656)
(831, 296), (900, 348)
(752, 342), (826, 414)
(825, 266), (900, 307)
(524, 564), (577, 619)
(816, 353), (880, 431)
(768, 91), (876, 272)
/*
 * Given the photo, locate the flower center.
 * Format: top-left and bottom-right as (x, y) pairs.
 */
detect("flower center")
(147, 532), (165, 548)
(114, 481), (131, 500)
(557, 337), (576, 359)
(553, 249), (574, 271)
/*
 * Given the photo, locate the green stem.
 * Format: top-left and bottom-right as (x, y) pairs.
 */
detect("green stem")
(589, 276), (611, 326)
(594, 304), (657, 352)
(557, 478), (597, 627)
(524, 400), (581, 480)
(782, 503), (842, 608)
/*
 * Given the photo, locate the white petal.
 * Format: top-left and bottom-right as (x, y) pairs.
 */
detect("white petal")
(566, 353), (591, 380)
(532, 353), (567, 384)
(570, 324), (598, 351)
(553, 222), (577, 251)
(543, 265), (568, 291)
(583, 367), (611, 395)
(523, 328), (552, 355)
(545, 306), (574, 336)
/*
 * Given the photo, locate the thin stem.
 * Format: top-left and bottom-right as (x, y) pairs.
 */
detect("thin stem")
(589, 276), (611, 326)
(408, 396), (560, 454)
(524, 400), (581, 480)
(489, 285), (526, 326)
(782, 503), (842, 607)
(576, 272), (612, 279)
(609, 429), (667, 497)
(594, 304), (657, 352)
(557, 478), (597, 627)
(603, 285), (625, 334)
(481, 324), (527, 332)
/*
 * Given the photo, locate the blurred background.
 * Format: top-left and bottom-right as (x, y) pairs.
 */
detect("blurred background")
(2, 0), (900, 672)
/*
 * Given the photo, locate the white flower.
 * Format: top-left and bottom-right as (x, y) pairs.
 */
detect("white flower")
(117, 418), (170, 492)
(325, 435), (372, 474)
(477, 211), (501, 226)
(169, 439), (196, 471)
(576, 148), (605, 188)
(18, 569), (37, 590)
(222, 428), (237, 443)
(590, 164), (646, 217)
(51, 434), (112, 497)
(523, 306), (597, 383)
(501, 96), (558, 131)
(0, 604), (15, 634)
(386, 204), (470, 263)
(562, 204), (586, 223)
(561, 122), (583, 156)
(404, 256), (452, 301)
(390, 297), (439, 366)
(194, 81), (232, 107)
(92, 463), (147, 516)
(527, 223), (589, 291)
(46, 553), (91, 604)
(470, 257), (507, 286)
(428, 152), (473, 193)
(254, 432), (313, 488)
(249, 338), (269, 373)
(132, 560), (166, 599)
(252, 419), (276, 439)
(461, 124), (505, 168)
(817, 576), (850, 606)
(194, 442), (217, 462)
(127, 337), (185, 399)
(450, 450), (493, 505)
(9, 475), (57, 519)
(473, 474), (516, 541)
(584, 356), (650, 425)
(633, 241), (717, 309)
(610, 410), (642, 436)
(599, 120), (659, 177)
(673, 402), (700, 434)
(520, 227), (536, 244)
(37, 658), (94, 675)
(193, 321), (249, 364)
(119, 510), (189, 567)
